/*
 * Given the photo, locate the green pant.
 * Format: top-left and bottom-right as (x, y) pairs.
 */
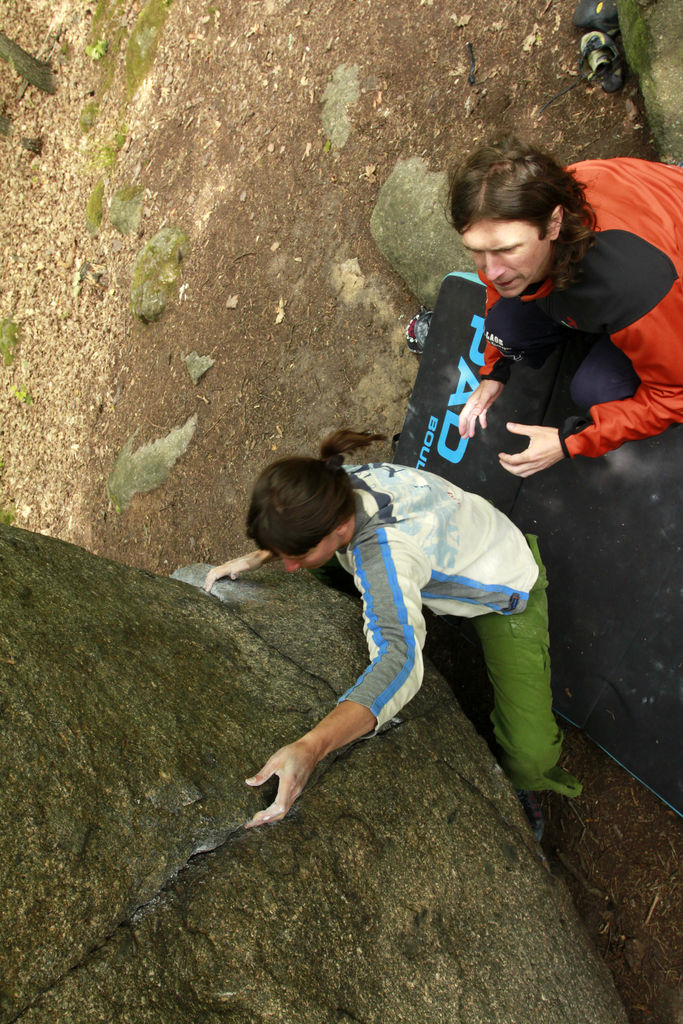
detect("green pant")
(471, 535), (582, 796)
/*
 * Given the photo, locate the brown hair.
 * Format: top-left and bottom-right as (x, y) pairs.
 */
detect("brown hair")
(246, 429), (385, 555)
(448, 135), (597, 289)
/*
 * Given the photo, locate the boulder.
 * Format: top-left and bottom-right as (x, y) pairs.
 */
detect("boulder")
(125, 0), (171, 100)
(0, 526), (627, 1023)
(370, 157), (476, 307)
(106, 414), (197, 512)
(85, 178), (104, 237)
(618, 0), (683, 161)
(183, 350), (215, 385)
(79, 101), (97, 134)
(110, 185), (144, 236)
(321, 63), (360, 149)
(130, 225), (189, 323)
(0, 316), (19, 366)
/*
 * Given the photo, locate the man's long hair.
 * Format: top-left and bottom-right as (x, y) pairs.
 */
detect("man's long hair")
(448, 135), (597, 289)
(246, 430), (385, 555)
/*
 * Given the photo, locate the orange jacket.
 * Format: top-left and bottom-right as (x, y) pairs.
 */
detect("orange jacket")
(480, 158), (683, 458)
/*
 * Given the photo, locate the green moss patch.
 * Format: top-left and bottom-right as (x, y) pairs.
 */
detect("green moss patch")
(80, 101), (99, 133)
(110, 185), (144, 235)
(0, 318), (20, 366)
(86, 179), (105, 236)
(130, 225), (190, 322)
(126, 0), (172, 100)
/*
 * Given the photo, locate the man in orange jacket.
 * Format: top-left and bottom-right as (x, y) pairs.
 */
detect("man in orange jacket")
(448, 136), (683, 477)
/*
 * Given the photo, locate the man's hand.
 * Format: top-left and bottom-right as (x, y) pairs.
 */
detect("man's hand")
(498, 422), (565, 477)
(203, 550), (273, 592)
(458, 379), (505, 438)
(244, 701), (376, 828)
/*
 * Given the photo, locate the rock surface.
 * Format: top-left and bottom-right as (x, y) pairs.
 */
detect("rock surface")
(85, 177), (104, 236)
(321, 63), (360, 149)
(0, 317), (19, 366)
(0, 528), (629, 1023)
(129, 225), (189, 323)
(106, 414), (198, 512)
(183, 350), (215, 385)
(369, 157), (476, 307)
(618, 0), (682, 160)
(110, 184), (144, 236)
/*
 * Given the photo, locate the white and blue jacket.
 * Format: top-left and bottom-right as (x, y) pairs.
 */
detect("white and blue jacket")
(335, 463), (538, 729)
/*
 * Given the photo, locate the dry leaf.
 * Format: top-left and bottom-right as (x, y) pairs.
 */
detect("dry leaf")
(523, 25), (540, 51)
(275, 297), (286, 324)
(624, 938), (646, 973)
(361, 164), (377, 182)
(451, 14), (472, 26)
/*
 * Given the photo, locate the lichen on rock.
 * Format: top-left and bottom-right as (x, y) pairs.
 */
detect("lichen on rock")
(110, 184), (144, 235)
(130, 225), (189, 322)
(183, 351), (215, 385)
(0, 317), (20, 366)
(125, 0), (171, 100)
(85, 178), (105, 236)
(106, 414), (197, 512)
(321, 63), (360, 149)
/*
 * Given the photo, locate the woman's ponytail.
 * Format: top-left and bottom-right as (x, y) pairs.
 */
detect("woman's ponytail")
(246, 428), (386, 555)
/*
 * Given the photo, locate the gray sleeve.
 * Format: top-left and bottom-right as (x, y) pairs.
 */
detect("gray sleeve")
(337, 526), (429, 730)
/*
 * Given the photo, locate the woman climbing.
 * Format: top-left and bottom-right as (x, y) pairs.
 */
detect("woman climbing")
(204, 429), (581, 838)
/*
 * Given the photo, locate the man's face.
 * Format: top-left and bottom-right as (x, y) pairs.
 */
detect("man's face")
(461, 210), (562, 297)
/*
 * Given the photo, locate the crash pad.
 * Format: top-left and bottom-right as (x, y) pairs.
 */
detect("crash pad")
(395, 272), (683, 815)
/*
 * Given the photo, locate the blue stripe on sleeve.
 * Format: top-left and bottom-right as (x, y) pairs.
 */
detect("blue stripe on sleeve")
(421, 591), (506, 611)
(339, 528), (418, 717)
(429, 569), (529, 599)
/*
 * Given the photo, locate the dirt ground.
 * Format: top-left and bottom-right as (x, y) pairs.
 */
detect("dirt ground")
(1, 1), (680, 1020)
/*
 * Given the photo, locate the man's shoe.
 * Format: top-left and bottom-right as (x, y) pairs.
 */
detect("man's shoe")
(516, 789), (545, 841)
(405, 307), (433, 355)
(579, 30), (625, 92)
(572, 0), (619, 35)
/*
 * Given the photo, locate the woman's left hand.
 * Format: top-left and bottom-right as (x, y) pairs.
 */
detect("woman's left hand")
(244, 739), (318, 828)
(497, 423), (565, 477)
(243, 700), (376, 828)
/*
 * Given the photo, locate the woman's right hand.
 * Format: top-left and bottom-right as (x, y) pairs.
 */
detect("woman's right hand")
(458, 379), (505, 438)
(203, 550), (272, 592)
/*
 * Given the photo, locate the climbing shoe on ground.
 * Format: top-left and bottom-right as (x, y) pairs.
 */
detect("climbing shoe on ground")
(573, 0), (619, 35)
(579, 30), (625, 92)
(516, 789), (545, 841)
(406, 307), (433, 355)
